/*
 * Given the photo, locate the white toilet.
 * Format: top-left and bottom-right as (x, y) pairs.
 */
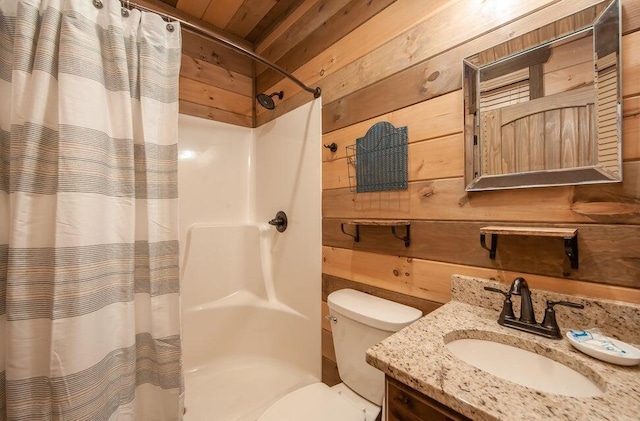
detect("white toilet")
(258, 288), (422, 421)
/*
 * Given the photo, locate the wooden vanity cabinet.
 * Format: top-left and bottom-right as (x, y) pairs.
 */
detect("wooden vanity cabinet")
(386, 376), (471, 421)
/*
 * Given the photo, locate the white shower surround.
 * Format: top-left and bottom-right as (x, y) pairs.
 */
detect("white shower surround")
(177, 101), (322, 420)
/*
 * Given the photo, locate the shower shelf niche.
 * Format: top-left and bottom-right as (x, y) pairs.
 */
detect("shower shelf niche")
(340, 220), (411, 247)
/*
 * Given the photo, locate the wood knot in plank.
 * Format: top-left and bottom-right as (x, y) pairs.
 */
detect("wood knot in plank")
(571, 201), (640, 223)
(419, 184), (435, 198)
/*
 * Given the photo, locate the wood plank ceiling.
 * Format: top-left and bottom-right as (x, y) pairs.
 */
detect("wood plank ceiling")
(160, 0), (305, 44)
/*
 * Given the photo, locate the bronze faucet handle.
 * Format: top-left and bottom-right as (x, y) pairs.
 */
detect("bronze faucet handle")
(546, 300), (584, 310)
(484, 286), (515, 323)
(541, 300), (585, 335)
(484, 286), (509, 297)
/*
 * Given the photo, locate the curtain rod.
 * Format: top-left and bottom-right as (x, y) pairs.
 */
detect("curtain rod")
(121, 1), (321, 98)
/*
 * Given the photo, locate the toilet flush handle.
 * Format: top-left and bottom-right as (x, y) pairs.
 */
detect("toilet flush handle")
(325, 314), (337, 324)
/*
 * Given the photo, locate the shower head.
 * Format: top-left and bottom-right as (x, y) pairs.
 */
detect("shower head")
(256, 91), (284, 110)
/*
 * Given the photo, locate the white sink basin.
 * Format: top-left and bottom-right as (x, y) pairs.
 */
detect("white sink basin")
(445, 338), (604, 397)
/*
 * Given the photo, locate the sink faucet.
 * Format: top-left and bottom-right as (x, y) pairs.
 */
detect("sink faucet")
(509, 277), (536, 324)
(484, 277), (584, 339)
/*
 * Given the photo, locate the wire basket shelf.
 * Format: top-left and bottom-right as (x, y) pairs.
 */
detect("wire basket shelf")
(346, 122), (408, 193)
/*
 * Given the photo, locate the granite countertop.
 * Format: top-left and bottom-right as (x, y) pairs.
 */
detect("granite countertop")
(366, 275), (640, 421)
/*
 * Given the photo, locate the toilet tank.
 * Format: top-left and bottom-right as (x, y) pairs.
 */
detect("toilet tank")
(327, 289), (422, 405)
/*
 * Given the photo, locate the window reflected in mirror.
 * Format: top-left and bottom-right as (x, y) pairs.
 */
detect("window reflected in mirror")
(463, 0), (621, 191)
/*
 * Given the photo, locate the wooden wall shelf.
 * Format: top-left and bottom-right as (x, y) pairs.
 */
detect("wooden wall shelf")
(341, 220), (411, 247)
(479, 226), (578, 270)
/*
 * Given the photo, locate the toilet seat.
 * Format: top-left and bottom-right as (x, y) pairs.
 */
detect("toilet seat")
(258, 382), (366, 421)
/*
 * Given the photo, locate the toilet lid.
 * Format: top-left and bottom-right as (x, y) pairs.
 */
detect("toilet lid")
(258, 383), (366, 421)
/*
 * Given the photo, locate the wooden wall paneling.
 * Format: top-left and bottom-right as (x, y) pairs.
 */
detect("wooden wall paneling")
(476, 4), (599, 67)
(180, 54), (252, 95)
(180, 76), (252, 115)
(318, 0), (599, 115)
(256, 0), (352, 67)
(259, 0), (639, 129)
(321, 299), (339, 387)
(322, 220), (640, 287)
(175, 0), (209, 18)
(202, 0), (245, 28)
(544, 61), (594, 96)
(623, 0), (640, 34)
(578, 105), (594, 166)
(321, 301), (332, 332)
(159, 0), (178, 7)
(622, 30), (640, 97)
(323, 134), (464, 190)
(255, 0), (453, 124)
(321, 0), (640, 134)
(561, 107), (580, 168)
(255, 88), (316, 127)
(322, 247), (452, 303)
(323, 32), (640, 143)
(482, 109), (506, 175)
(322, 91), (463, 162)
(245, 0), (307, 43)
(321, 328), (336, 362)
(543, 35), (593, 74)
(625, 94), (640, 116)
(501, 122), (516, 174)
(178, 100), (253, 127)
(323, 177), (590, 223)
(516, 118), (531, 172)
(256, 0), (397, 95)
(322, 247), (640, 304)
(180, 32), (253, 77)
(321, 356), (341, 386)
(225, 0), (278, 38)
(530, 114), (546, 170)
(322, 275), (443, 315)
(624, 96), (640, 160)
(571, 161), (640, 222)
(324, 163), (640, 224)
(322, 159), (349, 191)
(255, 0), (319, 57)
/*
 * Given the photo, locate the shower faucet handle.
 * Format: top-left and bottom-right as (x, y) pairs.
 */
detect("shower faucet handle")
(268, 211), (288, 233)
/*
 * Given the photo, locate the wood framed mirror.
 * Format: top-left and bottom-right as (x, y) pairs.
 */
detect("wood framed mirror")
(463, 0), (621, 191)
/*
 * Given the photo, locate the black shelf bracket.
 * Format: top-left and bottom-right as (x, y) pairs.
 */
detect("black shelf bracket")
(480, 233), (498, 259)
(340, 223), (360, 242)
(391, 225), (411, 247)
(479, 227), (579, 273)
(339, 221), (410, 247)
(564, 234), (579, 269)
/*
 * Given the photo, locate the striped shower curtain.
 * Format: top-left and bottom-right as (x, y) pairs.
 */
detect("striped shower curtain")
(0, 0), (183, 419)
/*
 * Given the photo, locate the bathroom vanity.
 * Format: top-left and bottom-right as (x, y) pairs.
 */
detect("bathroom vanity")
(386, 376), (469, 421)
(367, 275), (640, 420)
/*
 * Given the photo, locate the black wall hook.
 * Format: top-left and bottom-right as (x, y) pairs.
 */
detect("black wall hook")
(323, 143), (338, 153)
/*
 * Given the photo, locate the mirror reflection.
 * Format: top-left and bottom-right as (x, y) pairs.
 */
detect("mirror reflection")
(463, 0), (621, 191)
